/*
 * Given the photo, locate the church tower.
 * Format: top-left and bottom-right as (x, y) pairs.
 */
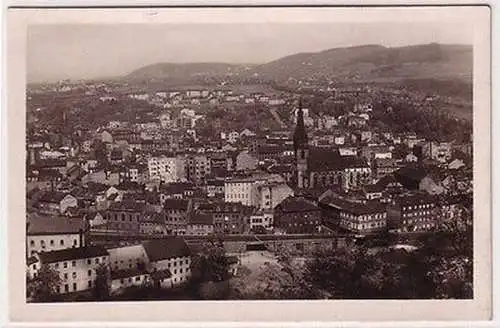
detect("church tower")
(293, 100), (309, 189)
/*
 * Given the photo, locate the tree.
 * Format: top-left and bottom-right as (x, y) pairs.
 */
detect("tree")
(93, 263), (110, 300)
(29, 264), (61, 302)
(190, 242), (231, 284)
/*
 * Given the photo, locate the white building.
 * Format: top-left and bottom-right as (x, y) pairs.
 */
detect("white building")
(26, 216), (87, 257)
(32, 246), (109, 295)
(142, 238), (192, 288)
(148, 156), (185, 183)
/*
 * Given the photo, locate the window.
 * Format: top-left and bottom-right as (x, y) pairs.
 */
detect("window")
(135, 276), (140, 282)
(96, 258), (100, 264)
(72, 261), (76, 267)
(73, 283), (77, 291)
(73, 239), (77, 246)
(63, 262), (68, 268)
(180, 268), (183, 274)
(88, 270), (92, 276)
(128, 277), (132, 283)
(64, 284), (69, 293)
(60, 240), (64, 246)
(50, 240), (54, 246)
(88, 280), (92, 288)
(30, 240), (34, 246)
(72, 272), (77, 279)
(174, 269), (177, 274)
(32, 264), (37, 270)
(55, 263), (59, 269)
(120, 279), (124, 284)
(64, 273), (68, 280)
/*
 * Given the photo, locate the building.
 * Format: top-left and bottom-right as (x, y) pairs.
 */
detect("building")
(249, 210), (274, 232)
(254, 182), (294, 210)
(164, 198), (192, 235)
(186, 212), (214, 236)
(26, 216), (87, 257)
(110, 268), (150, 296)
(387, 193), (438, 233)
(142, 238), (192, 288)
(105, 201), (146, 233)
(185, 154), (211, 185)
(274, 196), (322, 234)
(33, 246), (109, 294)
(107, 244), (149, 272)
(293, 105), (371, 190)
(224, 176), (255, 206)
(206, 179), (225, 198)
(423, 141), (453, 163)
(199, 201), (254, 235)
(37, 192), (78, 215)
(139, 212), (167, 235)
(328, 197), (387, 235)
(148, 155), (185, 183)
(235, 151), (259, 171)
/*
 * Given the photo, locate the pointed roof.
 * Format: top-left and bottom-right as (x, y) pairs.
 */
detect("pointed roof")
(293, 100), (308, 151)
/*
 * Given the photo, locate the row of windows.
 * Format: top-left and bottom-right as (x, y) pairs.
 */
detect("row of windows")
(29, 239), (78, 247)
(52, 256), (107, 270)
(342, 220), (386, 230)
(403, 211), (432, 217)
(403, 204), (434, 211)
(340, 212), (386, 220)
(403, 218), (433, 225)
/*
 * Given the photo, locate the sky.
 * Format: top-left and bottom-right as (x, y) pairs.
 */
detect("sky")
(27, 22), (474, 83)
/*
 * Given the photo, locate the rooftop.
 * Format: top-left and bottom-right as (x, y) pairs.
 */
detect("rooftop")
(38, 245), (108, 264)
(27, 216), (86, 235)
(142, 237), (191, 262)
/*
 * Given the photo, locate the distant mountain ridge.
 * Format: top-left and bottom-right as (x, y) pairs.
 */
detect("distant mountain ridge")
(251, 43), (472, 83)
(125, 43), (472, 83)
(126, 62), (255, 81)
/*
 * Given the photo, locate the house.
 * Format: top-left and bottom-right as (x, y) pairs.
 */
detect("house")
(387, 193), (438, 233)
(159, 182), (195, 201)
(206, 179), (225, 198)
(274, 196), (322, 234)
(186, 212), (214, 236)
(26, 216), (87, 257)
(199, 201), (254, 235)
(107, 244), (149, 272)
(87, 212), (106, 228)
(164, 198), (192, 235)
(139, 212), (167, 235)
(32, 246), (109, 295)
(110, 268), (150, 296)
(142, 238), (192, 288)
(105, 201), (146, 233)
(37, 191), (78, 215)
(324, 196), (387, 235)
(373, 158), (399, 181)
(249, 209), (274, 231)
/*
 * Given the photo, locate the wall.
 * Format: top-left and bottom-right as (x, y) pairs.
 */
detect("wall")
(45, 254), (109, 294)
(27, 233), (83, 257)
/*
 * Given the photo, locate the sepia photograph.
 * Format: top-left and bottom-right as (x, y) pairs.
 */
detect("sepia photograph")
(5, 5), (492, 322)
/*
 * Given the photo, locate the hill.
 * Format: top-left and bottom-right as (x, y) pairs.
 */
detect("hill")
(250, 43), (472, 83)
(126, 62), (254, 81)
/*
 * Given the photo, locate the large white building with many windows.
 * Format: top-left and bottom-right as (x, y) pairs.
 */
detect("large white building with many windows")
(31, 246), (109, 294)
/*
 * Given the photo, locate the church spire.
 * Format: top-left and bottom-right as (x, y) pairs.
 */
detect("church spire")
(293, 99), (308, 151)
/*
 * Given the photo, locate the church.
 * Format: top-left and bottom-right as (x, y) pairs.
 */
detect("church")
(292, 104), (371, 191)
